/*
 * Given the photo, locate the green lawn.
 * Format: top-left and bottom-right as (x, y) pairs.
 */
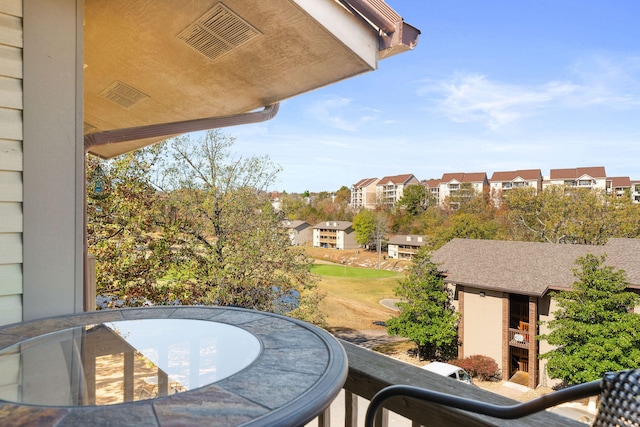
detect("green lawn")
(310, 264), (401, 279)
(311, 264), (404, 330)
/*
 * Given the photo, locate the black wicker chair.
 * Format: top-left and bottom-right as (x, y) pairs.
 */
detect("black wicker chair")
(365, 369), (640, 427)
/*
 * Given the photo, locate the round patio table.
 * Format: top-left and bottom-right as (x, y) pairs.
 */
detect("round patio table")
(0, 306), (347, 426)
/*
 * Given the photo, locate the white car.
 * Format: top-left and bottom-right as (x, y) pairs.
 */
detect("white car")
(421, 361), (473, 384)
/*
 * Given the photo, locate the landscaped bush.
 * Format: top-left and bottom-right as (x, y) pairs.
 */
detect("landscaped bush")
(450, 355), (501, 381)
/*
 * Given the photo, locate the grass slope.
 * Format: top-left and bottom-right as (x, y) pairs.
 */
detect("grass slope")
(314, 265), (403, 331)
(310, 264), (399, 279)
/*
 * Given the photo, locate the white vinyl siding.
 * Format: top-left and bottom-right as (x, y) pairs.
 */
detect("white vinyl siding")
(0, 0), (23, 326)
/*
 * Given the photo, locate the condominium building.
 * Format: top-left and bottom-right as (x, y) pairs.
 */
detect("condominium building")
(387, 235), (425, 260)
(606, 176), (632, 198)
(489, 169), (543, 205)
(422, 179), (442, 206)
(350, 178), (379, 210)
(438, 172), (488, 208)
(543, 167), (607, 190)
(312, 221), (358, 250)
(376, 174), (420, 208)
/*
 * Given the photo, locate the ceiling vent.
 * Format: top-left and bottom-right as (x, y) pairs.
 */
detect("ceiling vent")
(177, 3), (261, 61)
(99, 81), (149, 108)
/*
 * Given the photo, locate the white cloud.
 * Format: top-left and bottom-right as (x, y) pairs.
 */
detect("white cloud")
(419, 72), (579, 129)
(420, 55), (640, 129)
(305, 95), (378, 131)
(568, 54), (640, 108)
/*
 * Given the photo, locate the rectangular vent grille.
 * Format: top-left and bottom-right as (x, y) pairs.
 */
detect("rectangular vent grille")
(99, 81), (149, 108)
(177, 3), (261, 61)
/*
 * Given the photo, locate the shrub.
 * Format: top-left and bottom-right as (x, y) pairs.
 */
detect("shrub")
(450, 355), (501, 381)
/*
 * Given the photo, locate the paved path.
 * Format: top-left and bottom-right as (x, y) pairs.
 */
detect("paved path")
(379, 298), (402, 311)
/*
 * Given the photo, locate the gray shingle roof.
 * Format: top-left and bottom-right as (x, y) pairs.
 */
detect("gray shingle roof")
(281, 220), (311, 231)
(388, 235), (426, 246)
(431, 238), (640, 296)
(312, 221), (353, 231)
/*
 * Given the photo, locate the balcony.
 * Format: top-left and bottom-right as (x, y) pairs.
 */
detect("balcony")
(508, 327), (531, 349)
(309, 341), (582, 426)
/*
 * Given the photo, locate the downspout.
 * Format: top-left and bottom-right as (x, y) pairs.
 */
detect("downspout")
(82, 103), (280, 311)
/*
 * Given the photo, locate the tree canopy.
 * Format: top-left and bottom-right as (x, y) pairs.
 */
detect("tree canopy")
(397, 184), (435, 215)
(87, 130), (323, 324)
(386, 249), (459, 360)
(539, 254), (640, 385)
(502, 186), (639, 244)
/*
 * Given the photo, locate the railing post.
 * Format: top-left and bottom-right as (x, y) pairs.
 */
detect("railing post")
(374, 408), (389, 427)
(345, 390), (358, 427)
(317, 407), (330, 427)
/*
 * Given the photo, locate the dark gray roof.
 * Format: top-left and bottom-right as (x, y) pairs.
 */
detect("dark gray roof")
(388, 235), (426, 246)
(431, 238), (640, 296)
(281, 220), (311, 231)
(312, 221), (353, 231)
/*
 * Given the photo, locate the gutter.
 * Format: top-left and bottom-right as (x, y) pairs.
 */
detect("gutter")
(340, 0), (420, 58)
(82, 103), (279, 311)
(84, 103), (279, 152)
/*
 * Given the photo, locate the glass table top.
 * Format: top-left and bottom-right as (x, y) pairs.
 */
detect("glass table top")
(0, 319), (261, 406)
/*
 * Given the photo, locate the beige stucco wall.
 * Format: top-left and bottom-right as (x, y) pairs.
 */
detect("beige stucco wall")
(461, 288), (503, 365)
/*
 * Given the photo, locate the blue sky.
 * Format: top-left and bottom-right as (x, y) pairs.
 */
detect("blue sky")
(225, 1), (640, 193)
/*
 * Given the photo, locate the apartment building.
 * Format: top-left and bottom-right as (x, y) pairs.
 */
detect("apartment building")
(376, 174), (420, 209)
(607, 176), (632, 198)
(633, 181), (640, 203)
(281, 220), (312, 246)
(543, 167), (607, 190)
(438, 172), (488, 208)
(422, 179), (442, 206)
(432, 238), (640, 389)
(489, 169), (543, 204)
(350, 177), (379, 210)
(387, 235), (425, 260)
(312, 221), (358, 250)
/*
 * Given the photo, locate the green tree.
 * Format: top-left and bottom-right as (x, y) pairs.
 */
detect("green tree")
(444, 183), (478, 212)
(397, 184), (434, 215)
(152, 130), (322, 321)
(334, 185), (351, 205)
(539, 254), (640, 385)
(352, 209), (388, 267)
(87, 146), (187, 307)
(502, 185), (636, 245)
(88, 130), (323, 324)
(427, 212), (499, 251)
(386, 249), (459, 361)
(352, 209), (377, 247)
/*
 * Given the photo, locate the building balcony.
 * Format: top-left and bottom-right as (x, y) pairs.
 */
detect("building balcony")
(508, 327), (530, 349)
(319, 236), (337, 243)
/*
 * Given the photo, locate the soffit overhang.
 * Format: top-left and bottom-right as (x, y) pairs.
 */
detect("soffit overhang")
(84, 0), (419, 159)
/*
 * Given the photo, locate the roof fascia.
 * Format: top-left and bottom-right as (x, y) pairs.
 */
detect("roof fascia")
(444, 279), (544, 297)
